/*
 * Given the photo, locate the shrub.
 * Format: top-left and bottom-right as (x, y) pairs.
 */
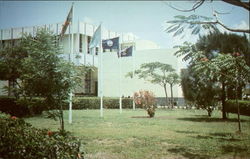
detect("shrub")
(16, 98), (47, 116)
(0, 112), (83, 159)
(0, 96), (134, 116)
(133, 90), (156, 117)
(64, 97), (133, 109)
(225, 100), (250, 116)
(0, 96), (46, 117)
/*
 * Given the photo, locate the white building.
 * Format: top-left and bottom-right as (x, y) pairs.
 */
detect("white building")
(0, 21), (186, 105)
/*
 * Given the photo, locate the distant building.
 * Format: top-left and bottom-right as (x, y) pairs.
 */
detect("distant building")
(0, 21), (186, 105)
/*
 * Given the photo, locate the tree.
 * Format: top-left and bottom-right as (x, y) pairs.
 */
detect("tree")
(165, 0), (250, 36)
(175, 32), (250, 119)
(193, 52), (250, 130)
(126, 62), (176, 107)
(0, 43), (27, 97)
(133, 90), (156, 117)
(0, 28), (89, 132)
(195, 31), (250, 66)
(166, 72), (180, 108)
(181, 66), (220, 116)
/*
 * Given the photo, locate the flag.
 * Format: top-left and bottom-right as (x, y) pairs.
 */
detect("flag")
(102, 37), (119, 52)
(60, 5), (73, 37)
(89, 24), (101, 49)
(119, 46), (133, 57)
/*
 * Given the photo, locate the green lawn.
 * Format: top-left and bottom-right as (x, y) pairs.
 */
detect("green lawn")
(25, 109), (250, 159)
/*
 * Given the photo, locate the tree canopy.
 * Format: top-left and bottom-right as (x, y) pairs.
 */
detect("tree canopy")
(175, 32), (250, 119)
(0, 28), (91, 131)
(126, 62), (179, 107)
(165, 0), (250, 36)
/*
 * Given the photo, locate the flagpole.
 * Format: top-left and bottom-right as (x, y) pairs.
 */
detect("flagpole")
(132, 46), (136, 110)
(119, 47), (122, 114)
(93, 47), (95, 66)
(69, 3), (74, 124)
(100, 24), (104, 117)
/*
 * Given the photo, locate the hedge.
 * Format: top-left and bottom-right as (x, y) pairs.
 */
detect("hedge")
(65, 97), (134, 109)
(225, 100), (250, 116)
(0, 96), (46, 117)
(0, 96), (134, 117)
(0, 112), (83, 159)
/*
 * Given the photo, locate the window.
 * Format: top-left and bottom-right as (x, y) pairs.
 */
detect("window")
(79, 34), (82, 52)
(87, 36), (91, 54)
(95, 47), (98, 55)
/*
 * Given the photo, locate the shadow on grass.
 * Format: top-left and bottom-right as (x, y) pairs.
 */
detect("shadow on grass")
(192, 132), (242, 142)
(168, 146), (210, 159)
(221, 145), (248, 154)
(131, 116), (176, 119)
(131, 116), (150, 118)
(177, 117), (246, 122)
(175, 130), (198, 134)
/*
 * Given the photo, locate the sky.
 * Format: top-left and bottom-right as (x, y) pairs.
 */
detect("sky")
(0, 1), (249, 49)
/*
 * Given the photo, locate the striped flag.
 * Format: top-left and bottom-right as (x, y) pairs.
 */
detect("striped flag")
(60, 5), (73, 37)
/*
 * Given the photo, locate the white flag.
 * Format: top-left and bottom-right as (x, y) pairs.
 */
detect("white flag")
(89, 24), (101, 49)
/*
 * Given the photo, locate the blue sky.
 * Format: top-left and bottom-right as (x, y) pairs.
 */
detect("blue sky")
(0, 1), (249, 48)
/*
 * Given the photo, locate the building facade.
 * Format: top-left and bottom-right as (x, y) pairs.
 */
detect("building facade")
(0, 21), (186, 104)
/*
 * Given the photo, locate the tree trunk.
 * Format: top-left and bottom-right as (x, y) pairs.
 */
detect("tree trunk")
(170, 84), (174, 109)
(207, 107), (212, 117)
(8, 80), (11, 96)
(60, 104), (64, 132)
(235, 62), (241, 133)
(221, 80), (227, 119)
(163, 84), (168, 108)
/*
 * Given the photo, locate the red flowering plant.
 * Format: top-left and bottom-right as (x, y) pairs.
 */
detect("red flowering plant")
(47, 130), (53, 137)
(11, 116), (17, 120)
(133, 90), (156, 117)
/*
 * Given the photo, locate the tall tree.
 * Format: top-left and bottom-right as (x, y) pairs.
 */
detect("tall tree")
(0, 28), (89, 132)
(181, 66), (220, 116)
(126, 62), (176, 107)
(176, 36), (250, 119)
(0, 43), (27, 97)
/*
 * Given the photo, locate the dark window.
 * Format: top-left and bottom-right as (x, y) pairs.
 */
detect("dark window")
(95, 47), (98, 55)
(79, 34), (82, 52)
(87, 36), (91, 54)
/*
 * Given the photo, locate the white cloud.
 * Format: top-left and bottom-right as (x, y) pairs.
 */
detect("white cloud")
(233, 20), (249, 30)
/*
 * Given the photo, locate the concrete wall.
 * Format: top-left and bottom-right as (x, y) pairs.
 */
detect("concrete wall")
(101, 48), (185, 98)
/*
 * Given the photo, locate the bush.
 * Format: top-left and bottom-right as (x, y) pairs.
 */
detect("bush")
(133, 90), (156, 117)
(225, 100), (250, 116)
(16, 98), (47, 116)
(64, 97), (133, 109)
(0, 96), (134, 116)
(0, 96), (46, 117)
(0, 112), (83, 159)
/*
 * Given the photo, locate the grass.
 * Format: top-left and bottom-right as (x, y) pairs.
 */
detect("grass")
(25, 109), (250, 159)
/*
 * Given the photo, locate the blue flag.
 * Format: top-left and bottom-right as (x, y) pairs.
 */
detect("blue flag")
(102, 37), (119, 52)
(118, 46), (133, 58)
